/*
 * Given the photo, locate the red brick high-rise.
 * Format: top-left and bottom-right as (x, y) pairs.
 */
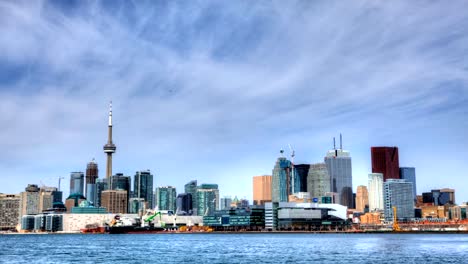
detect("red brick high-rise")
(371, 147), (400, 181)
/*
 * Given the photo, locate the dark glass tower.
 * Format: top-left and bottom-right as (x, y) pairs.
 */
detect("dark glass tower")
(184, 180), (198, 215)
(176, 193), (193, 215)
(294, 164), (310, 193)
(134, 170), (154, 209)
(85, 159), (98, 205)
(371, 147), (400, 181)
(399, 167), (416, 201)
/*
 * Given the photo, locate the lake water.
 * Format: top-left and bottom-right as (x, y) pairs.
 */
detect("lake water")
(1, 233), (467, 263)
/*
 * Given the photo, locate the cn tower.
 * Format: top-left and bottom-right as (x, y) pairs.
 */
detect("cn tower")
(103, 101), (116, 179)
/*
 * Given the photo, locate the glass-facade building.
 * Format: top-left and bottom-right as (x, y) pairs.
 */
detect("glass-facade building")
(220, 197), (232, 210)
(203, 207), (265, 231)
(176, 193), (192, 215)
(368, 173), (384, 211)
(383, 179), (414, 221)
(95, 178), (108, 207)
(324, 149), (353, 208)
(196, 184), (219, 216)
(399, 167), (416, 201)
(155, 186), (177, 212)
(295, 164), (310, 193)
(272, 157), (292, 203)
(134, 170), (154, 209)
(307, 163), (330, 200)
(69, 172), (84, 196)
(184, 180), (198, 215)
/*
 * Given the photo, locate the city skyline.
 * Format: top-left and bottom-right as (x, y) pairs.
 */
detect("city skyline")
(1, 1), (467, 202)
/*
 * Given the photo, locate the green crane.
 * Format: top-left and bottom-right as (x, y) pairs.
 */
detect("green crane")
(144, 211), (162, 223)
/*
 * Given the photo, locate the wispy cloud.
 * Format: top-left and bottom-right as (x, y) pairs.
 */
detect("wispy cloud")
(0, 0), (467, 201)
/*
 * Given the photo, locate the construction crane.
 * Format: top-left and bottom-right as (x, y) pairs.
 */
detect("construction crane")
(288, 144), (296, 195)
(393, 206), (401, 232)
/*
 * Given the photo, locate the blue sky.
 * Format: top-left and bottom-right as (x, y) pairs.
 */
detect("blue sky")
(1, 0), (468, 203)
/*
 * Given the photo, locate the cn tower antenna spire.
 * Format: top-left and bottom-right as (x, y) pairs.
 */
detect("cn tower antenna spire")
(104, 101), (116, 179)
(109, 101), (113, 127)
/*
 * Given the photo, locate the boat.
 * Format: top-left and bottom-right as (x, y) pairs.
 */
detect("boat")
(108, 225), (165, 234)
(80, 224), (106, 234)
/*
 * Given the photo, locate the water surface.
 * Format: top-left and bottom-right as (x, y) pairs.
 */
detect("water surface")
(1, 233), (467, 263)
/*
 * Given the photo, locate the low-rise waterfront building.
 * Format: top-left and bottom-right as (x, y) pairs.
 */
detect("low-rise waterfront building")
(203, 207), (265, 231)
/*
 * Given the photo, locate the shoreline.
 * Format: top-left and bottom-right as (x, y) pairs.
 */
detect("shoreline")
(2, 230), (468, 235)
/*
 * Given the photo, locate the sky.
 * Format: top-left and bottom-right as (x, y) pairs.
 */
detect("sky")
(1, 0), (468, 203)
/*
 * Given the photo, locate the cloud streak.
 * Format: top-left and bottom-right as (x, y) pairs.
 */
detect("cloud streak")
(0, 0), (467, 201)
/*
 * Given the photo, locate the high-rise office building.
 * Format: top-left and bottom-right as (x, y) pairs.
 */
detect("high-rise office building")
(196, 184), (219, 216)
(383, 179), (414, 221)
(355, 185), (369, 213)
(85, 159), (98, 206)
(368, 173), (384, 211)
(134, 170), (154, 209)
(307, 163), (331, 200)
(0, 194), (21, 230)
(272, 154), (292, 203)
(295, 164), (310, 193)
(371, 147), (400, 181)
(399, 167), (416, 201)
(176, 193), (192, 215)
(21, 184), (41, 216)
(101, 190), (127, 214)
(220, 196), (233, 210)
(106, 173), (131, 213)
(69, 172), (84, 196)
(103, 102), (117, 179)
(324, 135), (353, 208)
(39, 187), (58, 212)
(95, 178), (108, 207)
(253, 175), (272, 205)
(185, 180), (198, 215)
(110, 173), (131, 192)
(155, 186), (177, 212)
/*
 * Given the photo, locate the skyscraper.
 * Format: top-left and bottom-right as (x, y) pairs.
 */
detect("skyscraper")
(39, 187), (58, 212)
(196, 184), (219, 216)
(85, 159), (98, 205)
(108, 173), (131, 213)
(324, 135), (353, 208)
(184, 180), (198, 215)
(272, 154), (291, 203)
(399, 167), (416, 201)
(20, 184), (40, 216)
(355, 185), (369, 213)
(383, 179), (414, 221)
(368, 173), (384, 211)
(69, 172), (84, 196)
(155, 186), (177, 212)
(307, 163), (331, 200)
(253, 175), (272, 205)
(134, 170), (154, 209)
(95, 178), (108, 207)
(176, 193), (192, 215)
(371, 147), (400, 181)
(103, 102), (116, 179)
(295, 164), (310, 193)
